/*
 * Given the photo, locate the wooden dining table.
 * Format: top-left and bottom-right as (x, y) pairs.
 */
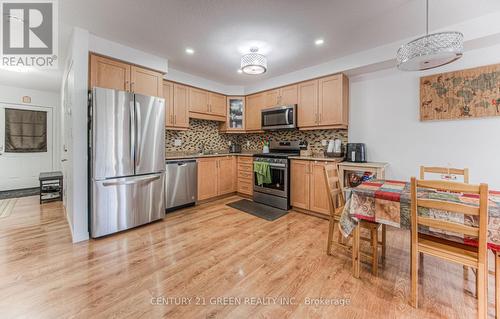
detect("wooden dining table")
(339, 179), (500, 316)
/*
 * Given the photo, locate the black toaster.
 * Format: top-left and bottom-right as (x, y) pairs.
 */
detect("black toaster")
(346, 143), (366, 163)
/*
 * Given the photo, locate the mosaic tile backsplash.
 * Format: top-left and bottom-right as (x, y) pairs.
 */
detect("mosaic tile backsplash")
(166, 119), (348, 153)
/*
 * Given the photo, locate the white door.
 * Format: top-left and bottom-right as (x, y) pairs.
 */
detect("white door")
(0, 104), (54, 191)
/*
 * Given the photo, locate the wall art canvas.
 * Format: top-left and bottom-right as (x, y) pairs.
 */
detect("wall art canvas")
(420, 63), (500, 121)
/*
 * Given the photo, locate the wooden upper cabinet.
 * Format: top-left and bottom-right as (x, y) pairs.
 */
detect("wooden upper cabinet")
(298, 80), (319, 128)
(246, 93), (264, 131)
(209, 92), (226, 117)
(164, 81), (174, 127)
(309, 162), (331, 215)
(280, 84), (298, 105)
(189, 87), (209, 113)
(264, 89), (280, 108)
(131, 66), (163, 97)
(90, 54), (130, 91)
(168, 83), (189, 130)
(197, 158), (219, 201)
(318, 74), (348, 127)
(290, 160), (311, 210)
(218, 157), (236, 195)
(89, 53), (164, 98)
(262, 85), (298, 108)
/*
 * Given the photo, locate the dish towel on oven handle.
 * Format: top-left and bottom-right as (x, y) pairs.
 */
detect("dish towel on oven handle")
(253, 161), (272, 186)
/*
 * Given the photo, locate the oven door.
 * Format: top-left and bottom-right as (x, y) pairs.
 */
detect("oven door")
(253, 162), (288, 197)
(261, 105), (296, 130)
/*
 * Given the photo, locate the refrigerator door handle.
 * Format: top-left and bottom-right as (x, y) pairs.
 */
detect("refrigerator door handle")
(134, 99), (142, 168)
(102, 174), (161, 187)
(130, 100), (135, 168)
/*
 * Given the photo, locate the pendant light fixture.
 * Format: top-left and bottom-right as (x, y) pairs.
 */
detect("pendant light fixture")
(240, 47), (267, 75)
(396, 0), (463, 71)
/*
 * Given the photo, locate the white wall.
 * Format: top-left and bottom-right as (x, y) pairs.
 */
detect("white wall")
(0, 85), (60, 171)
(60, 27), (89, 243)
(349, 43), (500, 189)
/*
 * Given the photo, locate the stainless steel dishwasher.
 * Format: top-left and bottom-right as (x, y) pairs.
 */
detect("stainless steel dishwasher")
(165, 159), (197, 212)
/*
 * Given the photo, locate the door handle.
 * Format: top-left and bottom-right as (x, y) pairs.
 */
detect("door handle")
(61, 159), (68, 162)
(102, 175), (160, 187)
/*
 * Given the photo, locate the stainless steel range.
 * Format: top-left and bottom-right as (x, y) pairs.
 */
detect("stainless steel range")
(253, 141), (301, 210)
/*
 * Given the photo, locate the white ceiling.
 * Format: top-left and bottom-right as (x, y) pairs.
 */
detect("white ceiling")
(2, 0), (500, 92)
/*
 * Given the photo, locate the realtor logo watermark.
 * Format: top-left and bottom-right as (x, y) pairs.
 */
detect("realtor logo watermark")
(1, 0), (58, 69)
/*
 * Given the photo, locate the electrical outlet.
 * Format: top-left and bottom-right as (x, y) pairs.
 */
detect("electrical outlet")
(321, 140), (328, 146)
(246, 141), (250, 147)
(174, 139), (182, 147)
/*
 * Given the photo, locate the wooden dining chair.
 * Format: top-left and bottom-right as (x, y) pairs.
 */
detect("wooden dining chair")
(410, 178), (488, 318)
(324, 164), (386, 276)
(420, 166), (469, 183)
(420, 166), (474, 285)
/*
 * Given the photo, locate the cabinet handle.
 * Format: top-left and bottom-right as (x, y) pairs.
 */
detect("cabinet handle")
(174, 115), (177, 124)
(319, 113), (322, 123)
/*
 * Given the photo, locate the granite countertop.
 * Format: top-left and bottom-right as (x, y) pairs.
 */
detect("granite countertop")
(166, 150), (260, 160)
(288, 156), (344, 162)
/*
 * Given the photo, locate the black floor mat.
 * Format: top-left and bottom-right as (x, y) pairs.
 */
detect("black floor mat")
(227, 199), (288, 221)
(0, 187), (39, 200)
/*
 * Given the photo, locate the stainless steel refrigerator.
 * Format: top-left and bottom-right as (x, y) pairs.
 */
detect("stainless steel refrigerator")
(90, 87), (165, 238)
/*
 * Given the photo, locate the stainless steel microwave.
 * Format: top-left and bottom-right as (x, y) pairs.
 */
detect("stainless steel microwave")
(261, 105), (296, 130)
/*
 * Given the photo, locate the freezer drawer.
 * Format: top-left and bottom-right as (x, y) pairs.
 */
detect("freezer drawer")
(91, 173), (165, 238)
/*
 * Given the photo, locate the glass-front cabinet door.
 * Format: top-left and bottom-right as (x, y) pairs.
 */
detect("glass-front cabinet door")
(227, 97), (245, 131)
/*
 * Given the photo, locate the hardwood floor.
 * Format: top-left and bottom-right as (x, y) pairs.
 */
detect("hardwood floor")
(0, 195), (496, 318)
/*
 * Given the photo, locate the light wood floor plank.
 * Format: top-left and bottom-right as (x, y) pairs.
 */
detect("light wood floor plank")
(0, 195), (496, 318)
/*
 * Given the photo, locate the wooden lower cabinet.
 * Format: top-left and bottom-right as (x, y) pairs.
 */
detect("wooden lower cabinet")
(290, 160), (334, 216)
(237, 156), (253, 196)
(197, 158), (219, 201)
(197, 156), (236, 201)
(290, 160), (310, 210)
(218, 156), (236, 195)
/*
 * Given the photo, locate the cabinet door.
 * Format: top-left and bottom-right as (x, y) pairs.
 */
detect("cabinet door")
(163, 81), (174, 127)
(298, 80), (318, 128)
(90, 54), (130, 91)
(173, 84), (189, 129)
(290, 160), (310, 210)
(280, 84), (298, 105)
(318, 74), (343, 126)
(264, 89), (280, 108)
(197, 158), (219, 200)
(309, 162), (331, 216)
(189, 87), (209, 113)
(245, 93), (264, 131)
(131, 66), (163, 97)
(218, 157), (236, 195)
(209, 92), (227, 116)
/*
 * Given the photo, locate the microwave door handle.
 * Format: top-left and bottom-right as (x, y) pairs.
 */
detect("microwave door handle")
(285, 109), (290, 125)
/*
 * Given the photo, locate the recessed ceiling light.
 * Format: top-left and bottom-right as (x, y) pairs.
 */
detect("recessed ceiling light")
(315, 39), (324, 46)
(185, 48), (195, 55)
(237, 69), (243, 74)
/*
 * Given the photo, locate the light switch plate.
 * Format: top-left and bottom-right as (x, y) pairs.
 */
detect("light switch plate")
(174, 139), (182, 147)
(321, 140), (328, 146)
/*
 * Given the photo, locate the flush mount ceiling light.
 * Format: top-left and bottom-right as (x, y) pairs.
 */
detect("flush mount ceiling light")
(315, 39), (324, 46)
(396, 0), (463, 71)
(185, 48), (195, 55)
(240, 47), (267, 75)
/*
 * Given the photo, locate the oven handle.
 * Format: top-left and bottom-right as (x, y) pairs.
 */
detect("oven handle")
(254, 161), (286, 168)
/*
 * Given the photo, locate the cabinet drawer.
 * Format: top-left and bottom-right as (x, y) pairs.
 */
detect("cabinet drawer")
(238, 163), (253, 172)
(237, 179), (253, 195)
(238, 156), (253, 164)
(238, 170), (253, 180)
